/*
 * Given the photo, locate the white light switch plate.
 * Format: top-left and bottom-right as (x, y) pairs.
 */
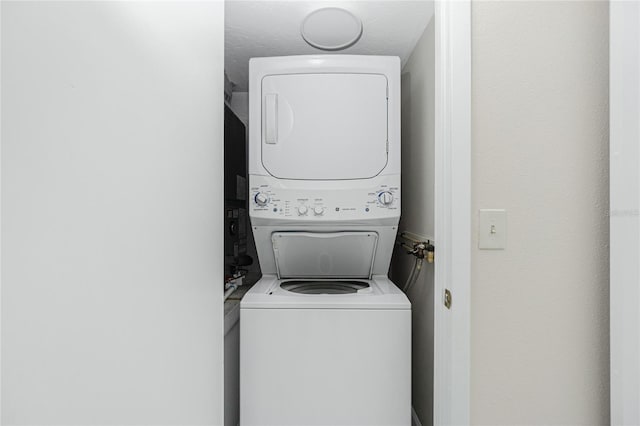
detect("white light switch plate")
(478, 209), (507, 249)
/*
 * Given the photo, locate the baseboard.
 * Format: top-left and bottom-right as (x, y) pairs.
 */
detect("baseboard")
(411, 406), (422, 426)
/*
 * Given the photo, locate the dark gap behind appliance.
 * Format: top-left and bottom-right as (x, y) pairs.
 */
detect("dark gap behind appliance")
(224, 104), (253, 278)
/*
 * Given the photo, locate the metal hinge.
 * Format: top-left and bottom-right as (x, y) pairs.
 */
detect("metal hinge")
(444, 289), (452, 309)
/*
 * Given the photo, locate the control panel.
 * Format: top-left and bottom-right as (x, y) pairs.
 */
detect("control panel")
(249, 175), (400, 221)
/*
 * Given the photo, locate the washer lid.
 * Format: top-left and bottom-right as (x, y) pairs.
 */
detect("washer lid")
(271, 232), (378, 279)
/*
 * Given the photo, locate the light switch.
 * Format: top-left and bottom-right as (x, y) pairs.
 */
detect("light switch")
(478, 209), (507, 249)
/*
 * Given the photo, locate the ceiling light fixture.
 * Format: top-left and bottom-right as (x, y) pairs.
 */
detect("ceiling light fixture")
(301, 7), (363, 51)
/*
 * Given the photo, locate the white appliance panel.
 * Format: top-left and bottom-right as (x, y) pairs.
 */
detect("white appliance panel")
(240, 306), (411, 426)
(261, 73), (388, 180)
(241, 275), (410, 310)
(249, 174), (400, 223)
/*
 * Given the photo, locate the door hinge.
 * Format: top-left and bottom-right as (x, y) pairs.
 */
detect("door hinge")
(444, 289), (452, 309)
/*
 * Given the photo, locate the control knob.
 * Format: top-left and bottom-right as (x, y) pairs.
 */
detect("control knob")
(297, 205), (308, 216)
(313, 206), (325, 216)
(378, 191), (394, 206)
(254, 192), (269, 207)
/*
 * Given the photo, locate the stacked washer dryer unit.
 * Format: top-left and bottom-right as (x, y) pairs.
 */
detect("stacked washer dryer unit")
(241, 55), (411, 426)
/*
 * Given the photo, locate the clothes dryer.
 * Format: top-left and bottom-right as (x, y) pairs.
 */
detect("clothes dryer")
(241, 55), (410, 426)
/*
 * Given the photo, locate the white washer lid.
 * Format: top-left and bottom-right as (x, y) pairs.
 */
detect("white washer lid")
(271, 232), (378, 279)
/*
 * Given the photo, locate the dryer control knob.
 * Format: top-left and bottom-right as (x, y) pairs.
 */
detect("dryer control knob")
(379, 191), (394, 205)
(254, 192), (269, 207)
(313, 206), (325, 216)
(297, 205), (308, 216)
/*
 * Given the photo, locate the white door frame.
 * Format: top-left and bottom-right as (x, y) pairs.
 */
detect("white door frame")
(433, 1), (471, 425)
(610, 2), (640, 425)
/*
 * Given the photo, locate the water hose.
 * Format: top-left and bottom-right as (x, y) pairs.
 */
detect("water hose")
(402, 257), (424, 293)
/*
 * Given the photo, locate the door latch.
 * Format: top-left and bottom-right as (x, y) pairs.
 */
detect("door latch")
(444, 289), (452, 309)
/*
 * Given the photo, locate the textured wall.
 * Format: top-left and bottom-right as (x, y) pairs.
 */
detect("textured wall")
(1, 2), (225, 424)
(471, 1), (609, 424)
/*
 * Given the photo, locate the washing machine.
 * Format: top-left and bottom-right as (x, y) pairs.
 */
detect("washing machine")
(240, 55), (410, 426)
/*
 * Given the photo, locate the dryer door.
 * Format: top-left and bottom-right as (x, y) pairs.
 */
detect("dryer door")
(261, 73), (388, 180)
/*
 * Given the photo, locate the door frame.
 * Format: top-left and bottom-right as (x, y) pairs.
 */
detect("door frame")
(610, 1), (640, 424)
(433, 1), (471, 425)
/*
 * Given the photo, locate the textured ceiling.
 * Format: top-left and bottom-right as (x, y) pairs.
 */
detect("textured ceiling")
(225, 0), (434, 91)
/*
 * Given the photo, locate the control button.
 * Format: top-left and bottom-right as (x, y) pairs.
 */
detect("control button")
(379, 191), (394, 205)
(254, 192), (269, 206)
(313, 206), (325, 216)
(297, 205), (308, 216)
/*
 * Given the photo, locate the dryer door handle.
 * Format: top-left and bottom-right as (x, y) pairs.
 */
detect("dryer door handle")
(265, 93), (278, 144)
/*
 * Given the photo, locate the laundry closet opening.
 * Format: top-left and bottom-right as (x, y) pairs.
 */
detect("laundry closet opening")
(223, 2), (436, 425)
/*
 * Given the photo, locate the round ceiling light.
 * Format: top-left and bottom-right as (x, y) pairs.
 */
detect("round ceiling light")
(301, 7), (363, 51)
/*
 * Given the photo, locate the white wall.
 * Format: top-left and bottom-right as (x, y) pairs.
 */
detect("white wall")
(1, 2), (224, 424)
(471, 2), (609, 424)
(391, 10), (436, 425)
